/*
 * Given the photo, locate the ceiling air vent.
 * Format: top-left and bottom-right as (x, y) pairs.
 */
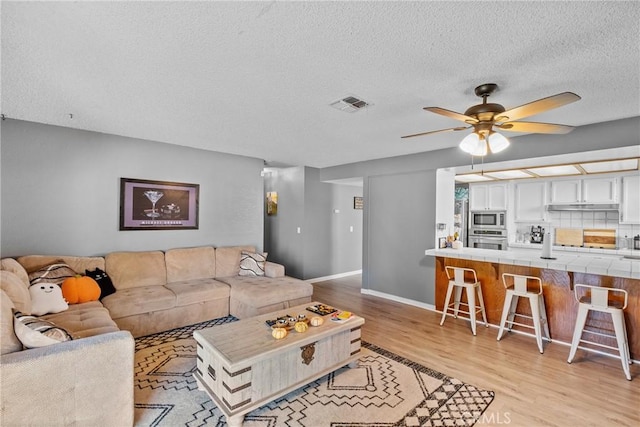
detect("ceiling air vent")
(329, 95), (370, 113)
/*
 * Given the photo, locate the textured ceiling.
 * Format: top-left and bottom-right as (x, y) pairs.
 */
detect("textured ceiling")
(2, 1), (639, 168)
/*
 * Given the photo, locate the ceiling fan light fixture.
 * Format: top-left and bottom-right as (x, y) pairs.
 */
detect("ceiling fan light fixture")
(487, 131), (510, 153)
(459, 133), (487, 156)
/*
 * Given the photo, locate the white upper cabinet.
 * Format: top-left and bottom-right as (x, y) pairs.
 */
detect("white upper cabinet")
(514, 181), (547, 222)
(549, 177), (617, 204)
(469, 183), (507, 211)
(582, 177), (618, 203)
(549, 179), (581, 203)
(621, 174), (640, 224)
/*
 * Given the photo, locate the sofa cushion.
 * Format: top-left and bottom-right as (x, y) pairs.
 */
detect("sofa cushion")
(13, 310), (73, 348)
(101, 285), (175, 319)
(239, 251), (267, 277)
(165, 278), (230, 307)
(1, 258), (30, 285)
(220, 276), (313, 308)
(1, 290), (22, 354)
(17, 255), (105, 276)
(0, 270), (31, 314)
(165, 246), (216, 283)
(27, 261), (76, 286)
(42, 301), (119, 339)
(264, 261), (285, 278)
(215, 246), (256, 278)
(105, 251), (167, 290)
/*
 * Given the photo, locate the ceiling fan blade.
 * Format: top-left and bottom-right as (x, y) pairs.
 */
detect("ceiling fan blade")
(401, 126), (470, 139)
(497, 121), (575, 134)
(495, 92), (581, 122)
(424, 107), (478, 124)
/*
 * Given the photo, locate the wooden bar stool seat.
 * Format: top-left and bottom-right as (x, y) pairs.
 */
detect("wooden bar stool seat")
(567, 284), (631, 380)
(497, 273), (550, 353)
(439, 266), (488, 336)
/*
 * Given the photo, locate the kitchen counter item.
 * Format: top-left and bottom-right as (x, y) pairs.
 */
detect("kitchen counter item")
(555, 228), (584, 247)
(583, 229), (616, 249)
(530, 226), (544, 244)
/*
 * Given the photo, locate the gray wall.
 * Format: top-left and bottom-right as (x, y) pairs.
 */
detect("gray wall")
(1, 119), (265, 257)
(302, 167), (333, 279)
(264, 166), (306, 278)
(328, 184), (363, 274)
(264, 166), (363, 280)
(366, 170), (436, 303)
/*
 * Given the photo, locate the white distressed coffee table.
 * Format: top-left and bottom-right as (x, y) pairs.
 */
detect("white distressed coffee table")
(193, 302), (365, 427)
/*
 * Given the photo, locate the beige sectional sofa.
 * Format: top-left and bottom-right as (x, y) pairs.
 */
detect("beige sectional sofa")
(0, 245), (312, 426)
(101, 245), (312, 337)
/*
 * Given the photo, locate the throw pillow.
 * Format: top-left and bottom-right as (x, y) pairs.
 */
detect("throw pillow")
(28, 261), (77, 287)
(239, 251), (267, 277)
(29, 283), (69, 316)
(85, 268), (116, 300)
(61, 276), (101, 304)
(13, 310), (73, 348)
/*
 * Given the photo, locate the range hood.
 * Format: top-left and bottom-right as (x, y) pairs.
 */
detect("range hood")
(546, 203), (620, 212)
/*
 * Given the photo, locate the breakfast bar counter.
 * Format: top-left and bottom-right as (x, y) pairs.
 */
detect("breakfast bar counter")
(426, 246), (640, 359)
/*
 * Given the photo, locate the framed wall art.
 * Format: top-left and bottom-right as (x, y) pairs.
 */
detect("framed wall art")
(353, 196), (364, 210)
(119, 178), (199, 230)
(266, 191), (278, 216)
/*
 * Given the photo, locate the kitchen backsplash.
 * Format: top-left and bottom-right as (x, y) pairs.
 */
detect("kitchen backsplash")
(514, 210), (640, 248)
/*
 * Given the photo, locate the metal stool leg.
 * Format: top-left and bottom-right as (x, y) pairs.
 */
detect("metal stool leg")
(621, 313), (632, 365)
(611, 311), (632, 380)
(440, 282), (455, 326)
(506, 295), (519, 332)
(529, 295), (544, 354)
(466, 286), (477, 335)
(568, 304), (589, 363)
(539, 294), (551, 340)
(497, 291), (514, 341)
(453, 286), (463, 318)
(476, 284), (488, 327)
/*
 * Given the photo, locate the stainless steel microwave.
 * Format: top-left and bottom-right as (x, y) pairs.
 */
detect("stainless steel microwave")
(470, 210), (506, 229)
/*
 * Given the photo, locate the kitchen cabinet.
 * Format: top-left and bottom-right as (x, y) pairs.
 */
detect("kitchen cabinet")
(469, 183), (507, 211)
(549, 177), (617, 204)
(514, 181), (547, 222)
(621, 174), (640, 224)
(549, 179), (581, 203)
(582, 177), (618, 203)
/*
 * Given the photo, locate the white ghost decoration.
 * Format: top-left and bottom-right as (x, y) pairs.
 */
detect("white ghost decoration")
(29, 283), (69, 316)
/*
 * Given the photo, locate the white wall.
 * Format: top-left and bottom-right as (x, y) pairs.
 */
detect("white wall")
(435, 168), (455, 245)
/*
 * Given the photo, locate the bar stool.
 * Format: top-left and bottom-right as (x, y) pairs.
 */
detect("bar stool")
(567, 284), (631, 380)
(497, 273), (550, 353)
(440, 266), (488, 335)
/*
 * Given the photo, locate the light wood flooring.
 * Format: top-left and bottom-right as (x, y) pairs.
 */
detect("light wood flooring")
(311, 274), (640, 427)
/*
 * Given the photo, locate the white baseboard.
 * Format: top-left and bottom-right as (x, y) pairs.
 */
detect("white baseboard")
(306, 270), (362, 283)
(360, 288), (436, 311)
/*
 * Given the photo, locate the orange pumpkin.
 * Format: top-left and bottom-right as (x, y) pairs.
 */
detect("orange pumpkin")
(62, 275), (101, 304)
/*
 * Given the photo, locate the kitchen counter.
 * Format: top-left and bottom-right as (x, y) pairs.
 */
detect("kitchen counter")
(426, 246), (640, 279)
(428, 246), (640, 359)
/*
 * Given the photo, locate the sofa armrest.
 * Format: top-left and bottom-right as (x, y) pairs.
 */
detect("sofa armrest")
(0, 331), (135, 427)
(264, 261), (285, 278)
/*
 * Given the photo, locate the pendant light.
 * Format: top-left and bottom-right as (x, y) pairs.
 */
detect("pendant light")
(459, 130), (510, 156)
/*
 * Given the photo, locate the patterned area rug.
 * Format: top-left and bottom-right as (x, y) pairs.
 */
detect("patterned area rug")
(134, 317), (495, 426)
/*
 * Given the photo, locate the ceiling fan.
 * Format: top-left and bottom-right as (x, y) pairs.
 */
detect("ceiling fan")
(402, 83), (581, 155)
